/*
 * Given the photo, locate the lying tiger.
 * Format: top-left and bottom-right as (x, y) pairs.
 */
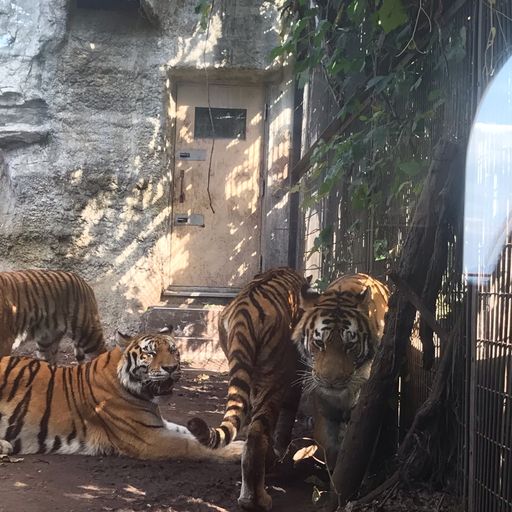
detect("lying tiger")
(0, 331), (240, 462)
(0, 269), (105, 363)
(293, 273), (389, 469)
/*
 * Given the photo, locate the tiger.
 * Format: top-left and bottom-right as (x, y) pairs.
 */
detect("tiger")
(292, 273), (389, 470)
(0, 330), (241, 462)
(0, 269), (105, 363)
(187, 267), (310, 511)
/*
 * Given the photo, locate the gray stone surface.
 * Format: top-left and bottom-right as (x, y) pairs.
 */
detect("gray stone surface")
(0, 0), (290, 341)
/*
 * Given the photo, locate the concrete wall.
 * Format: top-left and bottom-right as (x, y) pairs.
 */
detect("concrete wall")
(0, 0), (292, 339)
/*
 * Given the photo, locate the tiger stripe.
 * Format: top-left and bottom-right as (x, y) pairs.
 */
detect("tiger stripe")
(292, 273), (389, 469)
(187, 267), (309, 510)
(0, 269), (105, 363)
(0, 333), (243, 463)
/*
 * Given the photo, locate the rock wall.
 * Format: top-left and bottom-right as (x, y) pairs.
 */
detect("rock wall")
(0, 0), (289, 340)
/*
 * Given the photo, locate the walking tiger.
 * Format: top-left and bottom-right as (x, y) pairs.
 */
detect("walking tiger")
(293, 273), (389, 469)
(187, 267), (310, 511)
(0, 269), (105, 363)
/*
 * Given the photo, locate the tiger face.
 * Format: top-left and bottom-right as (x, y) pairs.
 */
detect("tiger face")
(293, 274), (389, 396)
(117, 332), (181, 398)
(296, 290), (376, 392)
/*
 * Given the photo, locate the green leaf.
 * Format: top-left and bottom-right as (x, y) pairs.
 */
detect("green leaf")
(398, 160), (422, 176)
(268, 45), (287, 61)
(348, 0), (367, 25)
(373, 239), (388, 261)
(195, 0), (212, 30)
(377, 0), (408, 33)
(316, 19), (331, 38)
(427, 89), (442, 102)
(313, 226), (333, 250)
(366, 75), (387, 90)
(410, 76), (422, 91)
(318, 179), (333, 196)
(351, 182), (369, 210)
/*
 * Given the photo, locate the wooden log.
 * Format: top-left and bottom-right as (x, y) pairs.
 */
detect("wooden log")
(323, 139), (464, 510)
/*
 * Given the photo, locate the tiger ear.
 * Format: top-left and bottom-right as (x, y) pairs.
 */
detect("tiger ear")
(300, 283), (320, 309)
(116, 330), (133, 348)
(357, 286), (372, 305)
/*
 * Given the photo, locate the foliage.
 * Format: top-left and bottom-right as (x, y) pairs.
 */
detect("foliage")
(194, 0), (213, 30)
(274, 0), (466, 261)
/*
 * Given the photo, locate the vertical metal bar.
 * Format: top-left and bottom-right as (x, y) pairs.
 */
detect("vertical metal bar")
(288, 80), (304, 270)
(468, 282), (478, 512)
(260, 85), (271, 271)
(476, 0), (485, 101)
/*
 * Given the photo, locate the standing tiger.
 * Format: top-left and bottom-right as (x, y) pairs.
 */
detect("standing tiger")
(0, 331), (241, 462)
(187, 267), (309, 511)
(0, 269), (105, 363)
(292, 273), (389, 469)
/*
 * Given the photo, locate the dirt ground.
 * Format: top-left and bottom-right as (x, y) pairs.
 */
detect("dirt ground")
(0, 344), (461, 512)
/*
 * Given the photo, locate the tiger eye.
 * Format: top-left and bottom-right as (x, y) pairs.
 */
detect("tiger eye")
(313, 339), (325, 351)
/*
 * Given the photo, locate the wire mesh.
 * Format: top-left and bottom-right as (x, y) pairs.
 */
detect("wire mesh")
(472, 237), (512, 512)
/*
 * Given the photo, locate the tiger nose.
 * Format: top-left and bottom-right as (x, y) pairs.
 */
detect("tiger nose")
(163, 364), (180, 375)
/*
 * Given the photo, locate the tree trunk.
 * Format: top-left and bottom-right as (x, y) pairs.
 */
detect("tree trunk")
(326, 139), (464, 510)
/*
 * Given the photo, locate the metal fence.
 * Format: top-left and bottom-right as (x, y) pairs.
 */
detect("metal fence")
(470, 236), (512, 512)
(296, 1), (512, 510)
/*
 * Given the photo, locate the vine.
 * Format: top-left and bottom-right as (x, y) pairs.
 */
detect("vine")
(274, 0), (466, 263)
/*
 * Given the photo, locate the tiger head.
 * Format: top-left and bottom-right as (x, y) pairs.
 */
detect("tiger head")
(293, 280), (387, 394)
(117, 329), (181, 398)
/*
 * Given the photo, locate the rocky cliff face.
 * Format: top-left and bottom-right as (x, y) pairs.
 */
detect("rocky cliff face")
(0, 0), (282, 340)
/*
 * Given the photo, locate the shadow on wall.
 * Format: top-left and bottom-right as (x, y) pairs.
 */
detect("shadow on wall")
(0, 120), (173, 338)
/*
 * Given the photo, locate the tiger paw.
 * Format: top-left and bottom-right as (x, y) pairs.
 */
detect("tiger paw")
(0, 440), (13, 454)
(238, 490), (272, 511)
(187, 417), (211, 446)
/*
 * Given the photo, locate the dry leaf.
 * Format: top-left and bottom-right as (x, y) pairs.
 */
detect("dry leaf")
(0, 455), (24, 463)
(292, 444), (318, 462)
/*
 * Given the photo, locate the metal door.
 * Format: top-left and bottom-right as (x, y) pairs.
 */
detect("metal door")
(169, 83), (264, 289)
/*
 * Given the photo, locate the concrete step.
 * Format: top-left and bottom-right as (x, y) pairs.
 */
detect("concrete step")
(144, 305), (223, 338)
(163, 286), (240, 299)
(142, 305), (227, 370)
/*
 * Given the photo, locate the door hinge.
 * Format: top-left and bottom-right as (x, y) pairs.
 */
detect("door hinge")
(261, 178), (266, 198)
(264, 103), (269, 121)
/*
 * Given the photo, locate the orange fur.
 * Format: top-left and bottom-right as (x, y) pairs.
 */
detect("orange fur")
(0, 269), (105, 363)
(0, 333), (241, 462)
(293, 273), (389, 468)
(188, 267), (309, 511)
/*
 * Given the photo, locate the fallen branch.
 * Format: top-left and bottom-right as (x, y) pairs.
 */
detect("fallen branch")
(348, 470), (399, 509)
